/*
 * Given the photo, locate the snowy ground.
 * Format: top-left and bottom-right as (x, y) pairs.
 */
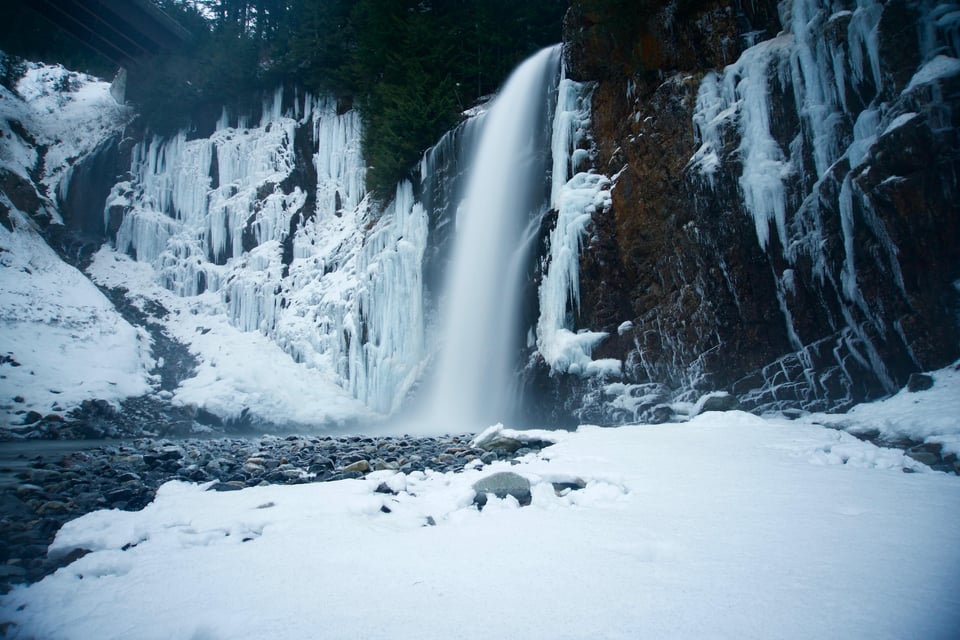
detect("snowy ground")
(800, 364), (960, 458)
(0, 60), (154, 428)
(0, 217), (154, 427)
(2, 377), (959, 640)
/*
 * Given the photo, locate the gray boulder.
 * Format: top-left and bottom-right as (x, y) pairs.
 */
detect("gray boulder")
(695, 392), (740, 415)
(472, 471), (531, 508)
(907, 373), (934, 392)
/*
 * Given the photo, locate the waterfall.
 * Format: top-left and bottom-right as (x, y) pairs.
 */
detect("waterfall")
(421, 46), (561, 431)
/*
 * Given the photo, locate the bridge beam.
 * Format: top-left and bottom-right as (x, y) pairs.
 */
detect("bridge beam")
(29, 0), (191, 69)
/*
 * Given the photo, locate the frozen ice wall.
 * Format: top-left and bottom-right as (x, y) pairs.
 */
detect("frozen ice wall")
(537, 65), (615, 377)
(109, 90), (427, 416)
(688, 0), (960, 407)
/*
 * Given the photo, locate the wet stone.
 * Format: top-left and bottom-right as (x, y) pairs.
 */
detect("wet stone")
(906, 373), (934, 392)
(342, 460), (371, 474)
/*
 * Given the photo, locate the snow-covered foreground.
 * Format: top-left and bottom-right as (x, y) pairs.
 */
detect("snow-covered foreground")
(3, 403), (959, 639)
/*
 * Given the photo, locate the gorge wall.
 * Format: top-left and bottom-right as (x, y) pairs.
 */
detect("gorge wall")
(529, 0), (960, 424)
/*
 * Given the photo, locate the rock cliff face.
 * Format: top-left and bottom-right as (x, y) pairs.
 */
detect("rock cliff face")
(536, 0), (960, 423)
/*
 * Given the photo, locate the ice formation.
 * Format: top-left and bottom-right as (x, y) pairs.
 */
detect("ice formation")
(110, 90), (427, 417)
(537, 66), (614, 376)
(689, 0), (960, 401)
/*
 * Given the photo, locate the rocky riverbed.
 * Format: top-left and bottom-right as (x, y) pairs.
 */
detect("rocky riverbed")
(0, 430), (548, 593)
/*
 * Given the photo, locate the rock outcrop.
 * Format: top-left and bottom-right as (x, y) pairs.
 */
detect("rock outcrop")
(530, 0), (960, 423)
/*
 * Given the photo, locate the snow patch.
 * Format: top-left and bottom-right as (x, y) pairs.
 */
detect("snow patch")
(4, 412), (959, 639)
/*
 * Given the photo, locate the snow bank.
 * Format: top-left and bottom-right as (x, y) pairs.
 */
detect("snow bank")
(0, 60), (149, 426)
(803, 362), (960, 455)
(3, 411), (958, 639)
(0, 216), (152, 426)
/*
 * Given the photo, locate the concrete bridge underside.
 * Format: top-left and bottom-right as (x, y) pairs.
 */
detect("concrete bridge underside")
(29, 0), (190, 68)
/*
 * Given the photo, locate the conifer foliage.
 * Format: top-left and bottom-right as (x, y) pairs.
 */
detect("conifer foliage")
(3, 0), (566, 197)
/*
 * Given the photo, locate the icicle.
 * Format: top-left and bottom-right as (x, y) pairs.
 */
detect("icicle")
(537, 63), (614, 375)
(313, 99), (365, 217)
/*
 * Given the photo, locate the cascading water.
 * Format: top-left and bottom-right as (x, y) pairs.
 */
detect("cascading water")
(421, 46), (561, 431)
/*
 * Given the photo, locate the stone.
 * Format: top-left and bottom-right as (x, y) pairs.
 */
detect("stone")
(472, 471), (532, 508)
(551, 479), (587, 495)
(0, 564), (27, 579)
(695, 392), (740, 414)
(21, 411), (43, 425)
(341, 460), (370, 474)
(906, 373), (934, 392)
(905, 443), (942, 468)
(307, 456), (334, 473)
(104, 487), (137, 504)
(648, 404), (674, 424)
(27, 469), (61, 484)
(36, 501), (70, 515)
(476, 436), (523, 455)
(208, 482), (243, 492)
(158, 445), (183, 460)
(375, 482), (397, 495)
(17, 482), (43, 498)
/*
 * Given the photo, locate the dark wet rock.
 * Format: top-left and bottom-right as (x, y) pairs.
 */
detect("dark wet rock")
(551, 478), (587, 496)
(906, 373), (934, 393)
(648, 404), (675, 424)
(472, 471), (532, 508)
(525, 0), (960, 424)
(695, 392), (740, 414)
(905, 442), (943, 468)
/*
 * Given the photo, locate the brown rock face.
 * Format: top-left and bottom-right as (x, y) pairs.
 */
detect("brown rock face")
(528, 0), (960, 424)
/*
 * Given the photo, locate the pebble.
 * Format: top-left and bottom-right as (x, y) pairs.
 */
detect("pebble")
(0, 430), (548, 593)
